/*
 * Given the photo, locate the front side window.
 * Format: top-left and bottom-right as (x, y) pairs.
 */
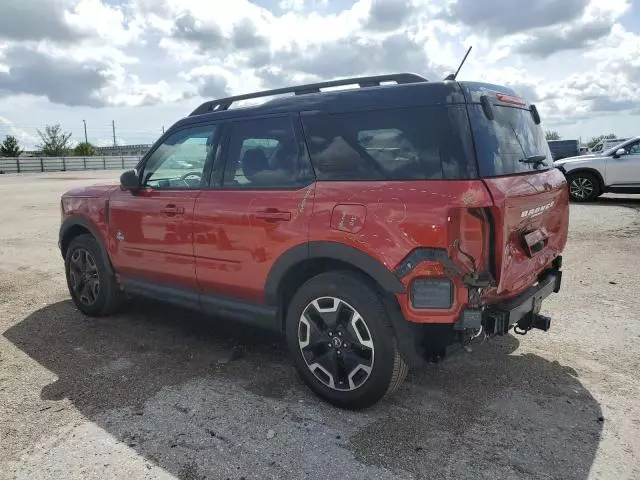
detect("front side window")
(623, 141), (640, 155)
(223, 116), (313, 188)
(142, 124), (217, 189)
(301, 106), (477, 181)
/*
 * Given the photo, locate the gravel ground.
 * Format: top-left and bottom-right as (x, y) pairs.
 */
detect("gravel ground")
(1, 171), (639, 480)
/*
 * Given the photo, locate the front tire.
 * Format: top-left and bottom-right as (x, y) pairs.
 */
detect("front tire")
(568, 172), (601, 202)
(286, 271), (408, 409)
(65, 234), (122, 316)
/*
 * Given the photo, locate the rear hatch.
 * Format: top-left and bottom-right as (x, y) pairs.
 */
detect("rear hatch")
(464, 85), (569, 295)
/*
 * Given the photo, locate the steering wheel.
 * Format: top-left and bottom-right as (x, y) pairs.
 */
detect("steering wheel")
(180, 171), (202, 187)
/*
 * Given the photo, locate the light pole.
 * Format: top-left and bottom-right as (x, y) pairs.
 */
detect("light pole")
(82, 120), (88, 144)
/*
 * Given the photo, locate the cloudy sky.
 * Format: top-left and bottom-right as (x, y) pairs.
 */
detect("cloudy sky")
(0, 0), (638, 149)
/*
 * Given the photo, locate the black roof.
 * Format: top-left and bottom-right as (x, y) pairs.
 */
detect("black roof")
(171, 74), (521, 131)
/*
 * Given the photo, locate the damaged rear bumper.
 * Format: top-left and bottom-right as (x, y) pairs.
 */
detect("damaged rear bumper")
(458, 267), (562, 335)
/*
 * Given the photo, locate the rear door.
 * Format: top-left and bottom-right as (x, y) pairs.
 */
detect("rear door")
(194, 114), (316, 303)
(605, 139), (640, 187)
(108, 124), (219, 289)
(467, 95), (569, 295)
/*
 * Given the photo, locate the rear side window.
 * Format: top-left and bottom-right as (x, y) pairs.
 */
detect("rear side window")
(301, 106), (477, 181)
(468, 104), (553, 177)
(223, 116), (314, 188)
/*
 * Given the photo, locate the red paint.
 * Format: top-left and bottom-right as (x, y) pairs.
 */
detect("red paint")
(330, 204), (366, 233)
(482, 168), (568, 296)
(108, 188), (201, 289)
(61, 168), (568, 326)
(310, 180), (492, 324)
(193, 185), (315, 302)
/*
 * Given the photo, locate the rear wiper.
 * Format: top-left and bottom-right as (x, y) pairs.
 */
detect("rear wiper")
(519, 155), (548, 166)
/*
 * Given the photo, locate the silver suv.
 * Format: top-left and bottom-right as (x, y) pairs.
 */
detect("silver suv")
(554, 136), (640, 201)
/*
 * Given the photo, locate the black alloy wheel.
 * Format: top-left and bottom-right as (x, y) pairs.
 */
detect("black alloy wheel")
(286, 271), (408, 409)
(68, 248), (100, 306)
(64, 234), (123, 316)
(298, 296), (374, 391)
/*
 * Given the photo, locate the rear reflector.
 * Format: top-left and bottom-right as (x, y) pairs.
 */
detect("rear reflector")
(410, 279), (453, 309)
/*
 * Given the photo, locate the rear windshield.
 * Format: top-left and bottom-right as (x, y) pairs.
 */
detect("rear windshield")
(301, 105), (477, 181)
(468, 104), (552, 177)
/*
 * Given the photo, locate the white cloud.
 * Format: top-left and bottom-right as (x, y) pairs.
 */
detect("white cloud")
(65, 0), (143, 46)
(0, 116), (39, 147)
(0, 0), (638, 145)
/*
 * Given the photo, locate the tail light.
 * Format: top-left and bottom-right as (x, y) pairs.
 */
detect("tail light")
(447, 208), (488, 276)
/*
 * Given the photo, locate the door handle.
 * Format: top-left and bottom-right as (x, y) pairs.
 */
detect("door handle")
(161, 204), (185, 216)
(254, 209), (291, 222)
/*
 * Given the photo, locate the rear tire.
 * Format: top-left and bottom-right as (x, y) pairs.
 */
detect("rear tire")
(567, 172), (601, 202)
(286, 271), (408, 409)
(65, 234), (122, 316)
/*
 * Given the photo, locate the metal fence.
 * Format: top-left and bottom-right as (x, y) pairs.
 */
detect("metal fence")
(0, 156), (141, 174)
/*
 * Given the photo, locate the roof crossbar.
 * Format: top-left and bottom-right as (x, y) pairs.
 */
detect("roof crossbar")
(189, 73), (428, 116)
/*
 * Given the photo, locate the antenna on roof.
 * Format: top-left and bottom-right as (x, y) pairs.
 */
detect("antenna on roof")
(444, 46), (472, 81)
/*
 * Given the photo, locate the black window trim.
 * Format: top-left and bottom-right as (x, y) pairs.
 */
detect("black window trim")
(214, 112), (316, 191)
(136, 121), (222, 191)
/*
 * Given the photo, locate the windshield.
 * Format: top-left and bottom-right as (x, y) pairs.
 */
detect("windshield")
(468, 104), (552, 177)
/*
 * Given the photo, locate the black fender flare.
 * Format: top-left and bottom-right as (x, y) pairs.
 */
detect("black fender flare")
(59, 216), (114, 274)
(264, 241), (405, 306)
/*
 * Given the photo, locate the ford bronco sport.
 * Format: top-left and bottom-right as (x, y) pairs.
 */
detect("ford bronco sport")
(59, 73), (568, 409)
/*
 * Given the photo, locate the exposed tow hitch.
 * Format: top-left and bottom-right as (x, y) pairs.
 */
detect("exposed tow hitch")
(514, 313), (551, 335)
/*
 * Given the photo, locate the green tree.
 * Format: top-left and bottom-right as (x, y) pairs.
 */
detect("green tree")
(545, 131), (561, 141)
(0, 135), (23, 157)
(587, 134), (618, 149)
(74, 142), (95, 156)
(36, 124), (72, 157)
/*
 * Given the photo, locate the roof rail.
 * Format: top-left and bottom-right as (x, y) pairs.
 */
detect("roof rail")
(189, 73), (428, 116)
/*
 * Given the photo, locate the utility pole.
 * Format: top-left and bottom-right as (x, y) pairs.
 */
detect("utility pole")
(82, 120), (88, 144)
(162, 125), (165, 134)
(112, 120), (116, 147)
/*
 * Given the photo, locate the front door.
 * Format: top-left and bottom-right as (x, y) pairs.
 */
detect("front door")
(606, 139), (640, 187)
(194, 115), (316, 303)
(108, 123), (219, 289)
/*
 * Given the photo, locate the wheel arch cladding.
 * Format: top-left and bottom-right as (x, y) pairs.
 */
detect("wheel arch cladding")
(265, 241), (405, 307)
(268, 242), (426, 367)
(59, 217), (114, 274)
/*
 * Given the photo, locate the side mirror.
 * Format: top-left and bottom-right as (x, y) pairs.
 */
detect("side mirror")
(120, 170), (140, 192)
(614, 148), (626, 158)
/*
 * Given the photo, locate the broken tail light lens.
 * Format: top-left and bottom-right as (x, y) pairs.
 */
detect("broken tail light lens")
(410, 278), (453, 309)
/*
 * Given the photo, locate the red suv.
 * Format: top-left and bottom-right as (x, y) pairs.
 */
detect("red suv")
(59, 74), (568, 409)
